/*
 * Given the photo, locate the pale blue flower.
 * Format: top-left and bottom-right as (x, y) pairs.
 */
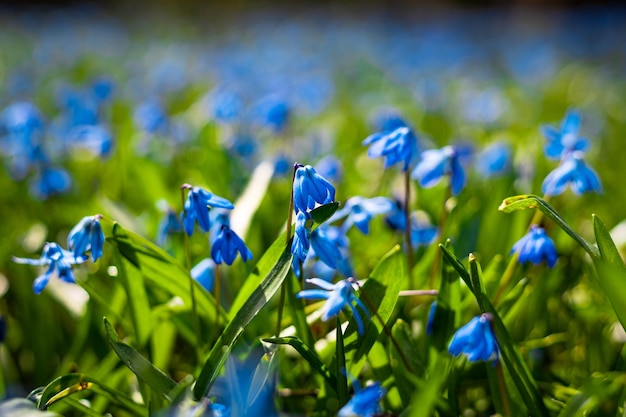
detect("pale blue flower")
(183, 186), (235, 236)
(511, 225), (558, 268)
(338, 381), (386, 417)
(541, 110), (589, 160)
(13, 242), (88, 294)
(475, 142), (512, 178)
(330, 196), (394, 235)
(448, 313), (498, 362)
(363, 121), (419, 172)
(192, 258), (216, 292)
(293, 164), (335, 214)
(411, 146), (466, 195)
(67, 215), (105, 262)
(211, 225), (253, 265)
(29, 166), (72, 200)
(542, 152), (602, 196)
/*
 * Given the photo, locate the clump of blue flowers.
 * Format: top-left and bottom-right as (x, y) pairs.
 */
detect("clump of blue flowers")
(510, 225), (558, 268)
(448, 313), (498, 362)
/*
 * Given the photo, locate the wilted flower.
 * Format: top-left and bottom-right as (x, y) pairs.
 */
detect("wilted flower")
(13, 242), (88, 294)
(541, 110), (589, 160)
(293, 164), (335, 214)
(182, 185), (235, 236)
(542, 152), (602, 196)
(448, 313), (498, 362)
(338, 381), (386, 417)
(511, 225), (558, 268)
(412, 145), (466, 195)
(296, 278), (369, 334)
(211, 225), (253, 265)
(67, 215), (105, 262)
(330, 196), (394, 234)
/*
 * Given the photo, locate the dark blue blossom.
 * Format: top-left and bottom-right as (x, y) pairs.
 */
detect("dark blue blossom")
(338, 381), (386, 417)
(183, 186), (235, 236)
(211, 225), (253, 265)
(297, 278), (369, 335)
(191, 258), (216, 292)
(448, 313), (498, 362)
(329, 196), (394, 234)
(362, 122), (419, 172)
(426, 301), (437, 336)
(475, 142), (512, 178)
(293, 164), (335, 214)
(13, 242), (88, 294)
(384, 199), (406, 231)
(541, 110), (589, 160)
(67, 215), (105, 262)
(291, 211), (312, 264)
(310, 227), (343, 269)
(511, 225), (558, 268)
(411, 146), (466, 195)
(542, 152), (602, 196)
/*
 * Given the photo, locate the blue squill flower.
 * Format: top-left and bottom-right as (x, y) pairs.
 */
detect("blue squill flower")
(205, 87), (243, 123)
(156, 207), (183, 246)
(511, 225), (558, 268)
(297, 278), (369, 335)
(13, 242), (88, 294)
(475, 142), (512, 178)
(448, 313), (498, 362)
(211, 225), (253, 265)
(384, 199), (406, 231)
(329, 196), (394, 235)
(291, 211), (312, 263)
(411, 146), (466, 195)
(338, 381), (386, 417)
(363, 123), (419, 172)
(293, 164), (335, 214)
(134, 100), (168, 135)
(542, 152), (602, 196)
(182, 185), (235, 236)
(541, 110), (589, 160)
(67, 215), (105, 262)
(411, 216), (438, 247)
(310, 227), (343, 269)
(314, 155), (343, 183)
(191, 258), (216, 292)
(66, 125), (112, 157)
(252, 94), (290, 133)
(29, 166), (72, 200)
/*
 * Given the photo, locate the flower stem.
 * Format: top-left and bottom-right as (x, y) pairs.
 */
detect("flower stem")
(181, 185), (202, 355)
(495, 360), (512, 416)
(404, 169), (415, 288)
(429, 181), (452, 288)
(215, 263), (221, 333)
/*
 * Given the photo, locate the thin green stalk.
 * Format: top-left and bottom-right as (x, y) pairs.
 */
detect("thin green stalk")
(181, 184), (202, 355)
(404, 169), (415, 288)
(495, 360), (512, 416)
(215, 264), (221, 335)
(429, 181), (452, 288)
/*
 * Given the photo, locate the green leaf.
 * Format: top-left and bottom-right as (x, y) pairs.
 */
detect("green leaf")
(104, 318), (177, 400)
(390, 320), (422, 408)
(593, 214), (624, 266)
(193, 243), (293, 399)
(310, 202), (340, 225)
(431, 240), (461, 351)
(498, 194), (599, 258)
(406, 354), (451, 417)
(336, 319), (349, 408)
(0, 399), (61, 417)
(262, 336), (338, 389)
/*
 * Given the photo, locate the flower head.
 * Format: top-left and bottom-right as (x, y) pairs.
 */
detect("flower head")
(183, 185), (235, 236)
(338, 381), (386, 417)
(475, 142), (512, 178)
(291, 211), (312, 264)
(67, 215), (105, 262)
(511, 225), (558, 268)
(411, 145), (466, 195)
(448, 313), (498, 362)
(293, 164), (335, 214)
(296, 278), (369, 334)
(363, 121), (419, 172)
(541, 110), (589, 160)
(329, 196), (394, 235)
(13, 242), (88, 294)
(211, 225), (253, 265)
(191, 258), (216, 292)
(29, 165), (72, 200)
(542, 152), (602, 196)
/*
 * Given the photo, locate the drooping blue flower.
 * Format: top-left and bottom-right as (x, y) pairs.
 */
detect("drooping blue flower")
(541, 110), (589, 160)
(293, 164), (335, 214)
(510, 225), (558, 268)
(211, 225), (253, 266)
(183, 185), (235, 236)
(29, 166), (72, 200)
(156, 207), (183, 246)
(384, 199), (406, 231)
(338, 381), (386, 417)
(13, 242), (88, 294)
(411, 217), (438, 247)
(310, 227), (343, 269)
(362, 122), (419, 172)
(448, 313), (498, 362)
(291, 211), (312, 264)
(329, 196), (394, 235)
(541, 152), (602, 196)
(475, 142), (512, 178)
(67, 215), (105, 262)
(411, 145), (466, 195)
(297, 278), (369, 335)
(191, 258), (216, 292)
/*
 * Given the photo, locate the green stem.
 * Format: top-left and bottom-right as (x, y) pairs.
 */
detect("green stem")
(496, 360), (512, 416)
(404, 170), (415, 288)
(181, 185), (202, 356)
(429, 181), (452, 288)
(215, 264), (221, 336)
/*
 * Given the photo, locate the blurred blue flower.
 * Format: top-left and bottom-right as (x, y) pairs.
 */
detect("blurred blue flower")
(156, 207), (183, 246)
(475, 142), (512, 178)
(13, 242), (88, 294)
(293, 164), (335, 214)
(315, 155), (343, 183)
(310, 227), (343, 269)
(291, 211), (312, 263)
(426, 301), (437, 336)
(297, 278), (369, 335)
(192, 258), (217, 292)
(448, 313), (498, 362)
(338, 381), (386, 417)
(411, 145), (466, 195)
(411, 216), (438, 247)
(183, 186), (235, 236)
(91, 77), (115, 102)
(211, 225), (253, 265)
(384, 199), (406, 231)
(542, 152), (602, 196)
(66, 125), (112, 157)
(134, 100), (168, 134)
(67, 215), (105, 262)
(329, 196), (394, 234)
(541, 110), (589, 160)
(252, 94), (290, 133)
(29, 166), (72, 200)
(362, 121), (419, 172)
(0, 101), (43, 144)
(205, 87), (243, 123)
(511, 225), (558, 268)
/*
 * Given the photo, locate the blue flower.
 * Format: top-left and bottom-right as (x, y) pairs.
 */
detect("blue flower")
(475, 142), (512, 178)
(448, 313), (498, 362)
(362, 122), (419, 172)
(13, 242), (88, 294)
(29, 166), (72, 200)
(67, 215), (105, 262)
(66, 125), (113, 157)
(411, 146), (466, 195)
(384, 199), (406, 231)
(291, 211), (312, 264)
(411, 216), (438, 247)
(542, 152), (602, 196)
(329, 196), (394, 235)
(314, 155), (343, 183)
(426, 301), (437, 336)
(183, 185), (235, 236)
(511, 225), (558, 268)
(211, 225), (253, 265)
(252, 94), (290, 133)
(191, 258), (216, 292)
(156, 207), (183, 246)
(134, 100), (168, 135)
(541, 110), (589, 160)
(310, 227), (344, 269)
(338, 381), (386, 417)
(293, 164), (335, 214)
(297, 278), (369, 335)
